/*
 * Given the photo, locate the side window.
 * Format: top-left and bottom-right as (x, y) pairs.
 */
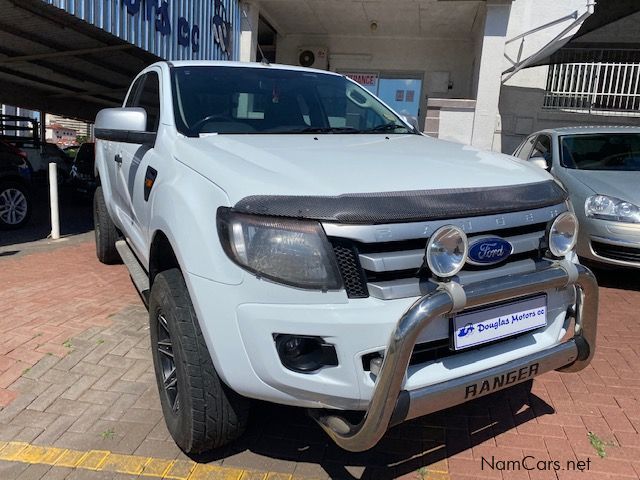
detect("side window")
(127, 72), (161, 132)
(530, 135), (552, 169)
(138, 74), (161, 132)
(516, 135), (536, 161)
(125, 76), (145, 108)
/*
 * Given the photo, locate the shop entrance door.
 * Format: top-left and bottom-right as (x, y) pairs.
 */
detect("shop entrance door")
(376, 78), (422, 121)
(342, 72), (423, 124)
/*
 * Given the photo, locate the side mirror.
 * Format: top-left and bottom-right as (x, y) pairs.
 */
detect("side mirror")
(94, 108), (156, 145)
(400, 115), (420, 132)
(529, 156), (550, 171)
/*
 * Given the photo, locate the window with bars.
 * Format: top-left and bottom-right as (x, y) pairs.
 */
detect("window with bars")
(543, 49), (640, 116)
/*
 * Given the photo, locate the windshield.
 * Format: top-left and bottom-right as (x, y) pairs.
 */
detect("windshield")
(560, 133), (640, 171)
(170, 66), (415, 136)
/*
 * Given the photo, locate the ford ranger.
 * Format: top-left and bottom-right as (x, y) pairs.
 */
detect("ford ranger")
(93, 61), (598, 453)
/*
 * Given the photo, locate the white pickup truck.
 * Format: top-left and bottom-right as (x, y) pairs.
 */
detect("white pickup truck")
(93, 61), (598, 454)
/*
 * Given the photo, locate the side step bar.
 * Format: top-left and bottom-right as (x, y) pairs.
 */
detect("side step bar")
(115, 240), (150, 306)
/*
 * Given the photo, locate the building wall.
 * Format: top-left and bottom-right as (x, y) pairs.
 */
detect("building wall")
(499, 64), (640, 155)
(275, 34), (477, 129)
(41, 0), (241, 61)
(48, 115), (92, 139)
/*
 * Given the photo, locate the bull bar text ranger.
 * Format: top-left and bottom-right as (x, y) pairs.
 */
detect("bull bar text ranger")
(93, 61), (598, 453)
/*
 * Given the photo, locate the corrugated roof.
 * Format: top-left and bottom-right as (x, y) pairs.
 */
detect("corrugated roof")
(0, 0), (158, 121)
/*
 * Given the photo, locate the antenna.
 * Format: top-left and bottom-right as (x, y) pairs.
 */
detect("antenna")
(241, 7), (270, 65)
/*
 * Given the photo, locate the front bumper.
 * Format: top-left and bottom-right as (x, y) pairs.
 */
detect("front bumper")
(577, 217), (640, 268)
(309, 259), (598, 452)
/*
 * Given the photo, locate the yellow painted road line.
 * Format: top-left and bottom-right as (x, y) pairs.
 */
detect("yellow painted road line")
(0, 440), (451, 479)
(0, 441), (286, 480)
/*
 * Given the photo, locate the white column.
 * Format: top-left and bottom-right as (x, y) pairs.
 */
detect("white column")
(239, 2), (259, 63)
(471, 0), (512, 151)
(49, 163), (60, 240)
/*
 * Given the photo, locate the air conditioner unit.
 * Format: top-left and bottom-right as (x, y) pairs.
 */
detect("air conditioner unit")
(297, 47), (328, 70)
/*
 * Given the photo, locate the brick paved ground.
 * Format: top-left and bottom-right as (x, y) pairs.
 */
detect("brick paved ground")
(0, 240), (639, 479)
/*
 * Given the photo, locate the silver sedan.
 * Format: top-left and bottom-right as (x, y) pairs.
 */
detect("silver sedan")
(514, 126), (640, 269)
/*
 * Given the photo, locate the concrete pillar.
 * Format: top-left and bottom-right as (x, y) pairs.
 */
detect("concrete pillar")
(471, 0), (512, 151)
(239, 2), (259, 63)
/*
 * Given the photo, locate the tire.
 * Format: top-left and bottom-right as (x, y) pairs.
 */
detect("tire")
(149, 268), (250, 453)
(93, 186), (121, 264)
(0, 180), (31, 230)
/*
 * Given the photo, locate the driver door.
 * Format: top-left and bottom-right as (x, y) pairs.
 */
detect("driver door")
(113, 70), (161, 263)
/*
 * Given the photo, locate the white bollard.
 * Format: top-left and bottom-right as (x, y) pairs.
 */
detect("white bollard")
(49, 162), (60, 240)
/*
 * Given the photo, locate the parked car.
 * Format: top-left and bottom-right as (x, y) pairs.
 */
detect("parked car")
(0, 140), (32, 229)
(15, 141), (73, 183)
(514, 126), (640, 269)
(93, 61), (598, 454)
(0, 115), (72, 183)
(69, 142), (96, 197)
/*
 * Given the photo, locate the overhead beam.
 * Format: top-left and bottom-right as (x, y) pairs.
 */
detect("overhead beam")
(9, 0), (159, 65)
(51, 87), (129, 99)
(0, 44), (134, 64)
(0, 70), (118, 108)
(0, 18), (142, 82)
(0, 44), (127, 96)
(0, 78), (107, 121)
(0, 62), (123, 107)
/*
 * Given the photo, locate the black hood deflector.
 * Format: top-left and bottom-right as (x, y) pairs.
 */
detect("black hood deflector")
(234, 180), (568, 225)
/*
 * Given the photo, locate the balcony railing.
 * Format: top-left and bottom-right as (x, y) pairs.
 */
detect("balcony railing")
(544, 61), (640, 116)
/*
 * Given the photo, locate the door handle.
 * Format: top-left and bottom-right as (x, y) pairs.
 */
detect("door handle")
(114, 154), (122, 164)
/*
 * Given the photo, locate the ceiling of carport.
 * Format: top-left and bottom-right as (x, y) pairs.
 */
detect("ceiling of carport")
(257, 0), (484, 39)
(0, 0), (159, 121)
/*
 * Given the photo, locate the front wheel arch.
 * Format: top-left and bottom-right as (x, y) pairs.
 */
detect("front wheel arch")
(149, 230), (181, 288)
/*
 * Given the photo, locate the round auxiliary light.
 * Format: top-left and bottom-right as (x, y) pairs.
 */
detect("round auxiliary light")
(426, 225), (469, 278)
(548, 211), (579, 257)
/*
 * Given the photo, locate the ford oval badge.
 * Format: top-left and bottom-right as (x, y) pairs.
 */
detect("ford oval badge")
(467, 237), (513, 266)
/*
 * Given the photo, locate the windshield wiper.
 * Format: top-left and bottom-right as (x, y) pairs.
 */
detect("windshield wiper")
(361, 123), (409, 133)
(284, 126), (362, 134)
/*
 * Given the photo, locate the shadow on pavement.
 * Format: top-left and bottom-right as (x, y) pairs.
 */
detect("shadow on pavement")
(193, 381), (553, 479)
(588, 264), (640, 291)
(0, 183), (93, 248)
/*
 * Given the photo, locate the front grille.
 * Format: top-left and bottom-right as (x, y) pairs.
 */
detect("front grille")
(331, 241), (369, 298)
(325, 204), (563, 301)
(592, 241), (640, 263)
(409, 340), (451, 366)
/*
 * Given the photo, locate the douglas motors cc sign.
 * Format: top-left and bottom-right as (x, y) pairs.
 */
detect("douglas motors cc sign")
(123, 0), (233, 56)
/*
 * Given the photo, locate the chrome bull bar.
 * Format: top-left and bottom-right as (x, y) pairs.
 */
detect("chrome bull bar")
(309, 260), (598, 452)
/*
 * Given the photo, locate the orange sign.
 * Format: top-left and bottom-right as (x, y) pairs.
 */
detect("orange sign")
(344, 72), (378, 87)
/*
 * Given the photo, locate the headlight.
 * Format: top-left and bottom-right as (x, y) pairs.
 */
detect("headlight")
(217, 209), (342, 290)
(425, 225), (468, 278)
(585, 194), (640, 224)
(547, 212), (578, 257)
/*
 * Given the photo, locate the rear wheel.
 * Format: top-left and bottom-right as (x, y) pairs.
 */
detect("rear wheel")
(0, 180), (31, 230)
(93, 186), (120, 264)
(149, 268), (250, 453)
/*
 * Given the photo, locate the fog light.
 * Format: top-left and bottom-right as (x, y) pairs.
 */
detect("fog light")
(547, 212), (578, 257)
(425, 225), (468, 278)
(275, 335), (338, 373)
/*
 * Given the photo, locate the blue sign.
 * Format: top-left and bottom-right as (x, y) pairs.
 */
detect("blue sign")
(467, 237), (513, 266)
(124, 0), (232, 56)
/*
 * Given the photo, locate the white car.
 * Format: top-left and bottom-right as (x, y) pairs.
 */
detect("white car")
(93, 61), (598, 453)
(514, 126), (640, 269)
